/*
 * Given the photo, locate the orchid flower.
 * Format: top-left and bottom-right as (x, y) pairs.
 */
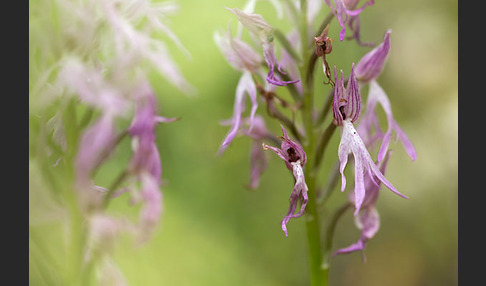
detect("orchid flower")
(263, 125), (308, 237)
(333, 64), (407, 214)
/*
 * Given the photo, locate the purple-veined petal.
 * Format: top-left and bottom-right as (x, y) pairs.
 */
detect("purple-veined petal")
(355, 30), (391, 83)
(332, 64), (362, 125)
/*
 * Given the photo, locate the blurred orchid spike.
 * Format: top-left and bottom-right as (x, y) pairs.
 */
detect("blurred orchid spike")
(262, 125), (308, 237)
(332, 64), (407, 214)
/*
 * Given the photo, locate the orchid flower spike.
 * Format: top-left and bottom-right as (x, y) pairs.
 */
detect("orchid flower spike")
(334, 151), (392, 261)
(333, 64), (407, 214)
(262, 125), (308, 237)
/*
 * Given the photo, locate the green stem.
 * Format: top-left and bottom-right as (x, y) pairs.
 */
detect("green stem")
(300, 1), (328, 285)
(304, 171), (328, 286)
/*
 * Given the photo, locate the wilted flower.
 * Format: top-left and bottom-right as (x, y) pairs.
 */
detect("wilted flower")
(262, 125), (308, 237)
(314, 24), (334, 83)
(333, 64), (407, 214)
(334, 151), (392, 261)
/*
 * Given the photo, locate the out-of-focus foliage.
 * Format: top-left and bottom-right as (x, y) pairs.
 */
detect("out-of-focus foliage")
(29, 0), (457, 285)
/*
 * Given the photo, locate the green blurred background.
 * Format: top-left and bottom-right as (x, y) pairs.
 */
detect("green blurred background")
(29, 0), (458, 285)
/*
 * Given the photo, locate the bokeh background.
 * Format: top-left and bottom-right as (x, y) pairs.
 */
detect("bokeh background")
(29, 0), (458, 285)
